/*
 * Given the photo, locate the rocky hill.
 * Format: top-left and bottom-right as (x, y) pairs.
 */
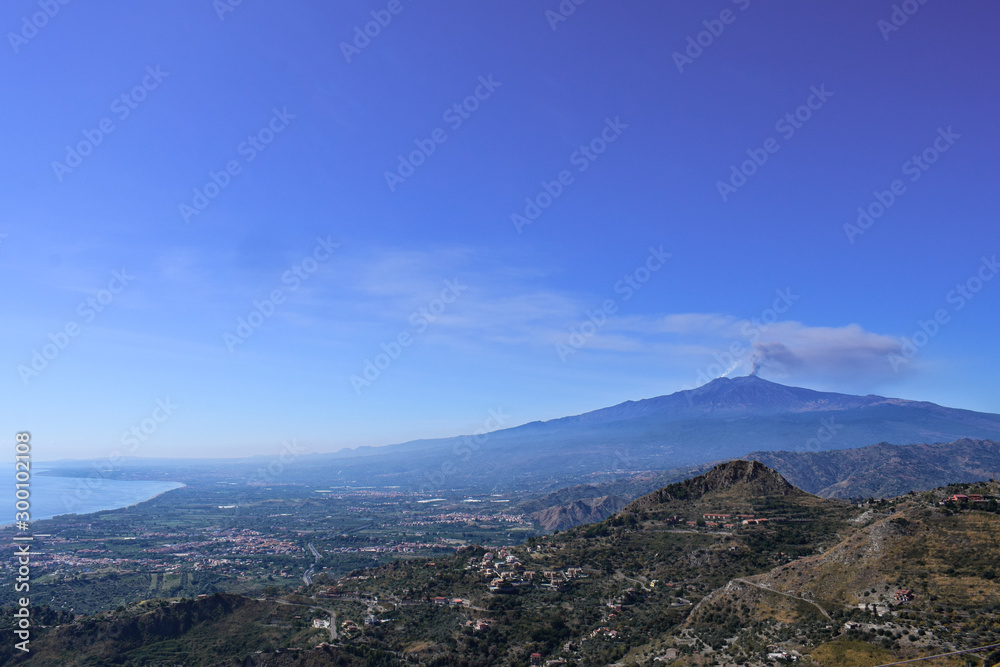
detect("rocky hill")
(648, 480), (1000, 666)
(626, 460), (803, 513)
(533, 494), (629, 531)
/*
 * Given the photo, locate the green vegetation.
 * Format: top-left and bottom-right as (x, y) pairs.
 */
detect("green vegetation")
(0, 481), (542, 614)
(5, 462), (999, 666)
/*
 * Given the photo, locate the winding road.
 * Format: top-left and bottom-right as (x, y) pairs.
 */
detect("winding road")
(303, 542), (321, 586)
(733, 578), (832, 621)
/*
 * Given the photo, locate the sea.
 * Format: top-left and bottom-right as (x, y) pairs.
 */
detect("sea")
(11, 474), (184, 525)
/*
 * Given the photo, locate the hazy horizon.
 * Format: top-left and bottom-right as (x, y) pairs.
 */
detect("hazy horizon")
(32, 373), (1000, 463)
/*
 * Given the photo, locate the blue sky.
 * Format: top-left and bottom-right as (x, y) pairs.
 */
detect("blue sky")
(3, 0), (998, 460)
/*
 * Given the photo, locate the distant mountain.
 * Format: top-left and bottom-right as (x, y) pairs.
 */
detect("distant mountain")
(553, 374), (883, 423)
(748, 438), (1000, 499)
(306, 376), (1000, 490)
(57, 377), (1000, 495)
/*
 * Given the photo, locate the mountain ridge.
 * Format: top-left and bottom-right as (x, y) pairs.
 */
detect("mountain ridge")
(748, 437), (1000, 499)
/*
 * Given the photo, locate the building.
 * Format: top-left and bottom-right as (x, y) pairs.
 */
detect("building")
(743, 517), (769, 525)
(766, 650), (795, 661)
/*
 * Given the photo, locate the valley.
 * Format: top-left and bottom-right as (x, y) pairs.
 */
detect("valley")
(4, 462), (1000, 666)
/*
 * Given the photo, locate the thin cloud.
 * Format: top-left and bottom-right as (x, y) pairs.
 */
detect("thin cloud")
(174, 244), (910, 385)
(747, 322), (904, 380)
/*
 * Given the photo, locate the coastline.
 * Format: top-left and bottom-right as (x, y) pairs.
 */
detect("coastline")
(115, 482), (187, 512)
(2, 479), (186, 527)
